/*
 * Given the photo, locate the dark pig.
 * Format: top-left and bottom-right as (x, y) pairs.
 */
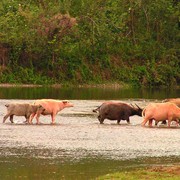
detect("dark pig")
(93, 102), (143, 124)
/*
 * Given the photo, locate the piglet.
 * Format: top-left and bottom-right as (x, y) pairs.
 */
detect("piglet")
(3, 103), (45, 124)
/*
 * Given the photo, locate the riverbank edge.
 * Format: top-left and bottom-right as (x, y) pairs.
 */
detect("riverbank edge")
(0, 82), (130, 88)
(0, 83), (179, 89)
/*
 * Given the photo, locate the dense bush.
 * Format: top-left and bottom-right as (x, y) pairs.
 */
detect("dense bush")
(0, 0), (179, 86)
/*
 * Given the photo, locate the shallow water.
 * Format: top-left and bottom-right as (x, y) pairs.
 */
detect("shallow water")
(0, 97), (180, 179)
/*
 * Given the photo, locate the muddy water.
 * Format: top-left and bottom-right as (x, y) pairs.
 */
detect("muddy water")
(0, 98), (180, 179)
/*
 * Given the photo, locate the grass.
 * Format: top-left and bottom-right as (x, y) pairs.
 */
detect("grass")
(96, 165), (180, 180)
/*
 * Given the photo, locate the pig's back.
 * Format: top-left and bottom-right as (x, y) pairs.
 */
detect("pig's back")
(35, 100), (59, 114)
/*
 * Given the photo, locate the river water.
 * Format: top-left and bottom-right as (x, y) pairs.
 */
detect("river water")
(0, 86), (179, 179)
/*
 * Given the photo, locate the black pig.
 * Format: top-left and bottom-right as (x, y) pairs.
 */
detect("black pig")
(93, 102), (143, 124)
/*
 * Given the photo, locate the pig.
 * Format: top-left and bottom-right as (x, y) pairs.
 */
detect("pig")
(93, 101), (115, 113)
(3, 103), (45, 124)
(93, 102), (143, 124)
(29, 99), (74, 124)
(153, 98), (180, 126)
(162, 98), (180, 107)
(141, 102), (180, 127)
(155, 98), (180, 126)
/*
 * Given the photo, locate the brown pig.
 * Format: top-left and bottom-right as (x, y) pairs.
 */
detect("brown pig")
(3, 103), (45, 123)
(141, 102), (180, 127)
(29, 99), (74, 124)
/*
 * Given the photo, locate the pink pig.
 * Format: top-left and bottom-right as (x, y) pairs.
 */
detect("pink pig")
(141, 102), (180, 127)
(29, 99), (74, 124)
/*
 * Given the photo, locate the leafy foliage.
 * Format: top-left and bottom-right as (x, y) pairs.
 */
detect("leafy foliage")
(0, 0), (179, 86)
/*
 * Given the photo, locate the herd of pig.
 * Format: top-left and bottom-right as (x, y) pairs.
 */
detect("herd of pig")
(2, 98), (180, 127)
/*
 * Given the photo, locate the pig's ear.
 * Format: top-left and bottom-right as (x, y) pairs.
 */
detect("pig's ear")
(62, 100), (68, 104)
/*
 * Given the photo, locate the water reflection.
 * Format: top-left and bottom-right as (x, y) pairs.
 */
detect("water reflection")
(0, 86), (179, 100)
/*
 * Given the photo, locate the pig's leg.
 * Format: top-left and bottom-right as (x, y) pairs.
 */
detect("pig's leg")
(167, 118), (172, 127)
(174, 120), (178, 126)
(175, 118), (179, 126)
(98, 115), (104, 124)
(141, 118), (149, 126)
(155, 121), (158, 126)
(35, 113), (41, 124)
(117, 119), (121, 124)
(3, 113), (11, 123)
(124, 114), (130, 124)
(51, 113), (56, 124)
(29, 113), (36, 124)
(23, 115), (28, 123)
(25, 114), (32, 124)
(27, 114), (33, 125)
(177, 119), (180, 126)
(9, 115), (14, 123)
(126, 117), (130, 124)
(148, 119), (153, 127)
(99, 119), (104, 124)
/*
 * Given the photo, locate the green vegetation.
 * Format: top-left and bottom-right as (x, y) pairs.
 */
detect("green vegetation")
(97, 166), (180, 180)
(0, 0), (179, 86)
